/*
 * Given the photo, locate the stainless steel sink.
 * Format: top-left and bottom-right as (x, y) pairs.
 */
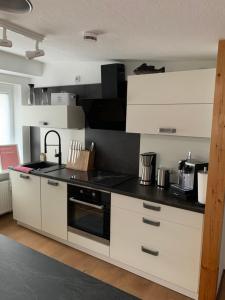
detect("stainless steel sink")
(23, 161), (65, 173)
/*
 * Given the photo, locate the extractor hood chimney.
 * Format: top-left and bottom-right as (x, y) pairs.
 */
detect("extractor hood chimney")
(77, 64), (127, 131)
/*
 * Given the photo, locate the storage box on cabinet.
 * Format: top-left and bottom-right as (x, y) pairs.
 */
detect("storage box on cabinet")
(110, 193), (203, 293)
(22, 105), (84, 129)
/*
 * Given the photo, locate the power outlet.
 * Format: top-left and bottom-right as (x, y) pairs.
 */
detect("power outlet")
(75, 75), (81, 83)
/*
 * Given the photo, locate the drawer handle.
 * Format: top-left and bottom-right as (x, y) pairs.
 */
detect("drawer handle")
(141, 246), (159, 257)
(143, 203), (161, 211)
(158, 128), (176, 134)
(47, 180), (59, 187)
(20, 174), (30, 180)
(143, 217), (160, 227)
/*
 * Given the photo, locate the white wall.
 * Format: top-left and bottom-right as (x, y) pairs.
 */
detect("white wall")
(33, 60), (115, 87)
(140, 134), (210, 178)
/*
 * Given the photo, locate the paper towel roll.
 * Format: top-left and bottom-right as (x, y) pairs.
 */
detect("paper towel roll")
(198, 171), (208, 205)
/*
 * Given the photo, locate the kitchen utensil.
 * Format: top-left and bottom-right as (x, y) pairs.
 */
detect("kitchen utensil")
(140, 152), (156, 186)
(157, 168), (170, 189)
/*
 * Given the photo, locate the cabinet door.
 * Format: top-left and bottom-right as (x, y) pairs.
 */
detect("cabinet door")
(126, 104), (213, 138)
(10, 171), (41, 230)
(22, 105), (84, 129)
(41, 178), (67, 240)
(110, 205), (203, 293)
(128, 69), (215, 105)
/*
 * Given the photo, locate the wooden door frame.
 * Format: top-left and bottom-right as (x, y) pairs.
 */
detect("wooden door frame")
(199, 40), (225, 300)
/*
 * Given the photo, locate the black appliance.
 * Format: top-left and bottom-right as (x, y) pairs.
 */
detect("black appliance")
(77, 64), (127, 131)
(68, 184), (111, 241)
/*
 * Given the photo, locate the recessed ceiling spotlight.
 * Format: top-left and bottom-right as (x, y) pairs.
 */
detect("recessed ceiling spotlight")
(0, 0), (33, 14)
(0, 27), (12, 47)
(25, 40), (45, 60)
(83, 31), (98, 42)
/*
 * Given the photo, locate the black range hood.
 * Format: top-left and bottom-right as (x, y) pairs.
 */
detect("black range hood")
(77, 64), (127, 131)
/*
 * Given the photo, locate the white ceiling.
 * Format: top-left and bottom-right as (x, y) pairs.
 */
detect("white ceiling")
(0, 0), (224, 62)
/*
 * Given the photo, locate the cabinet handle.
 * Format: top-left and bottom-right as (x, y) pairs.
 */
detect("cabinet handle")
(19, 174), (30, 179)
(143, 217), (160, 227)
(69, 197), (104, 210)
(143, 203), (161, 211)
(158, 128), (176, 134)
(47, 180), (59, 186)
(141, 246), (159, 257)
(39, 121), (49, 126)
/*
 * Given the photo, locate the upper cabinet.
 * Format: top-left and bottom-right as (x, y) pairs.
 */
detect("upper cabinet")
(22, 105), (85, 129)
(126, 68), (216, 138)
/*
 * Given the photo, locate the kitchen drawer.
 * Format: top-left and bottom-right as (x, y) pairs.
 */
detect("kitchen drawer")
(110, 206), (203, 292)
(68, 231), (109, 257)
(111, 193), (203, 229)
(126, 103), (213, 138)
(22, 105), (84, 129)
(127, 69), (215, 105)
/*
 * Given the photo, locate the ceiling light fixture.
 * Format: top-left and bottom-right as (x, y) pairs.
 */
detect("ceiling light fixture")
(25, 40), (45, 60)
(0, 19), (45, 59)
(0, 27), (12, 47)
(0, 0), (33, 14)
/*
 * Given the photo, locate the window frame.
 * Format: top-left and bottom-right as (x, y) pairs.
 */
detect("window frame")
(0, 83), (14, 145)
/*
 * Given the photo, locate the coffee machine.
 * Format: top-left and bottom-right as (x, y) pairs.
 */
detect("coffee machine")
(171, 152), (208, 200)
(140, 152), (156, 185)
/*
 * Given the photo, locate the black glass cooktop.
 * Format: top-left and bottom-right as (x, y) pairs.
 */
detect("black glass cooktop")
(70, 170), (133, 188)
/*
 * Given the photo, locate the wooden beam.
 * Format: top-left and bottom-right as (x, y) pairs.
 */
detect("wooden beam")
(199, 40), (225, 300)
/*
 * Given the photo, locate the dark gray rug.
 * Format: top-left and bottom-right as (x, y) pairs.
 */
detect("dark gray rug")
(0, 235), (139, 300)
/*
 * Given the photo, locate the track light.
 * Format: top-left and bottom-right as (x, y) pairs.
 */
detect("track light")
(25, 40), (45, 59)
(0, 27), (12, 47)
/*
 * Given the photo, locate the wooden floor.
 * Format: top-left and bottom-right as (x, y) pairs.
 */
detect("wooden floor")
(0, 214), (191, 300)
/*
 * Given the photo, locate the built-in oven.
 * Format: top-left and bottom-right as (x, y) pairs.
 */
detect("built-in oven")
(67, 184), (111, 241)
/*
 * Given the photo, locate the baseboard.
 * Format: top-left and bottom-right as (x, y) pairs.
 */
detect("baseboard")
(217, 269), (225, 300)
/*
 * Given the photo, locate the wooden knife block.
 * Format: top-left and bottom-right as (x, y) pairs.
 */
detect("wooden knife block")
(66, 150), (95, 171)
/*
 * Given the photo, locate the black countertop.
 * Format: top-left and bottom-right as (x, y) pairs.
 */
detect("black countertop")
(0, 235), (138, 300)
(37, 168), (205, 214)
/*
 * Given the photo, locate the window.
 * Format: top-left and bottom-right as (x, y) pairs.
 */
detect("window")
(0, 84), (14, 145)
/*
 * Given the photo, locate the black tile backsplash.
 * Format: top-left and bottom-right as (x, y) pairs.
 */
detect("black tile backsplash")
(85, 128), (140, 176)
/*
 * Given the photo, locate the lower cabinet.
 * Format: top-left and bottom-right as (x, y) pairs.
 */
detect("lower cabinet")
(10, 171), (41, 230)
(110, 193), (203, 294)
(41, 178), (67, 240)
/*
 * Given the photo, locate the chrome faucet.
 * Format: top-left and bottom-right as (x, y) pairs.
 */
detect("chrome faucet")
(44, 130), (62, 165)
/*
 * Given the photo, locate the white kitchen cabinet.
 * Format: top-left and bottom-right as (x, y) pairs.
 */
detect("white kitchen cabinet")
(126, 68), (215, 137)
(127, 69), (215, 105)
(22, 105), (84, 129)
(126, 103), (213, 138)
(41, 177), (67, 240)
(110, 193), (203, 294)
(10, 171), (41, 230)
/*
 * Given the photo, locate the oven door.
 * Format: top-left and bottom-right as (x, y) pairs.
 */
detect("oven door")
(68, 197), (108, 239)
